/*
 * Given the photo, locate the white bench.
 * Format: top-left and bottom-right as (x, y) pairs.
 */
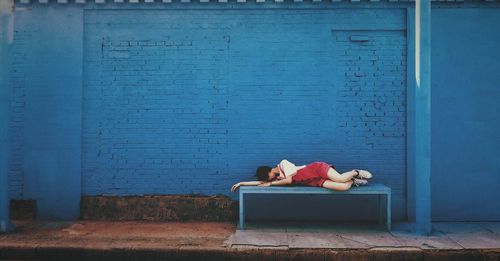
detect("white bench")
(239, 183), (391, 231)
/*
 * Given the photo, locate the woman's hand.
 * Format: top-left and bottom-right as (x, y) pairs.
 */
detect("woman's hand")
(232, 181), (266, 192)
(231, 182), (241, 192)
(258, 182), (271, 187)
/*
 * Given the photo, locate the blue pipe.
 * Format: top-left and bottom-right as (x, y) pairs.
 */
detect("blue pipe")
(0, 0), (14, 233)
(415, 0), (432, 236)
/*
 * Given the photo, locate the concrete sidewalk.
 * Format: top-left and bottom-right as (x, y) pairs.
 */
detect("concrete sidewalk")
(1, 220), (500, 260)
(229, 221), (500, 250)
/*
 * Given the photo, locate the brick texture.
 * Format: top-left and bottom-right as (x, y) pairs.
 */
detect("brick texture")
(80, 195), (237, 221)
(10, 199), (36, 220)
(9, 29), (32, 199)
(333, 30), (407, 214)
(83, 12), (231, 195)
(10, 8), (407, 219)
(81, 10), (407, 220)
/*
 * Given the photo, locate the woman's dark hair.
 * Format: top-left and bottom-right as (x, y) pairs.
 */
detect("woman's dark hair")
(256, 166), (272, 181)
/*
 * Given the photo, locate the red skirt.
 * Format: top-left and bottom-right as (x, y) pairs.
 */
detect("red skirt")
(291, 162), (334, 187)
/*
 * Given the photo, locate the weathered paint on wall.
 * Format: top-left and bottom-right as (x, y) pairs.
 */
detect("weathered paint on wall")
(1, 0), (15, 232)
(9, 5), (83, 220)
(80, 195), (237, 221)
(7, 1), (500, 221)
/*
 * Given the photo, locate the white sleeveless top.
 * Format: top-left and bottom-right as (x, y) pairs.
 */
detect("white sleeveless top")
(276, 159), (305, 179)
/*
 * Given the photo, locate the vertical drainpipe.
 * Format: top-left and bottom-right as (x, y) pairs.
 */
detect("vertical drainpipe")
(415, 0), (432, 235)
(0, 0), (14, 233)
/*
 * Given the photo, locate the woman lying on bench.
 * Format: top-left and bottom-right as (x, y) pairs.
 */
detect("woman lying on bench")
(231, 159), (372, 192)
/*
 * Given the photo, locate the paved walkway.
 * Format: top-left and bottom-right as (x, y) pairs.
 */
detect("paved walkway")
(0, 220), (234, 250)
(228, 221), (500, 250)
(1, 220), (500, 260)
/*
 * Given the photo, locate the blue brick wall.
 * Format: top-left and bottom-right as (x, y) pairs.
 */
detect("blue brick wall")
(333, 30), (407, 215)
(8, 28), (30, 199)
(8, 2), (500, 222)
(83, 11), (232, 195)
(81, 9), (407, 219)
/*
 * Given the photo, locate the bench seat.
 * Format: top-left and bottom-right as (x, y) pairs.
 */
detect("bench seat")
(238, 183), (391, 231)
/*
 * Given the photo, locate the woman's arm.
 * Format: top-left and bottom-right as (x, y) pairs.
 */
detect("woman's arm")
(231, 181), (264, 192)
(259, 176), (292, 187)
(240, 181), (264, 186)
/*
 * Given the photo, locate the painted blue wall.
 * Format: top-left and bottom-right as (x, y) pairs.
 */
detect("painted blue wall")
(407, 7), (500, 221)
(8, 1), (500, 221)
(81, 8), (407, 220)
(430, 8), (500, 221)
(1, 1), (14, 231)
(9, 4), (83, 220)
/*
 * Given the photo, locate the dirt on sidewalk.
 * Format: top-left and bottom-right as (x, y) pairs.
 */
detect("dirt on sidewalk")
(0, 220), (236, 250)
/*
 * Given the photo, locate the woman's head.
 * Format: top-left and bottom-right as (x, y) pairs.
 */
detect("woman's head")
(255, 166), (280, 181)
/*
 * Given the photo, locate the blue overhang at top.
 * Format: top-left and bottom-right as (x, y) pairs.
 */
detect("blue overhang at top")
(16, 0), (500, 4)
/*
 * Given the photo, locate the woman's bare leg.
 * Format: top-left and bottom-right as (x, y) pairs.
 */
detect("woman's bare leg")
(327, 168), (358, 183)
(322, 180), (353, 191)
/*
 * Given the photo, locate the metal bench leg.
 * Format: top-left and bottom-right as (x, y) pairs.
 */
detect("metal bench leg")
(239, 192), (244, 230)
(387, 193), (391, 231)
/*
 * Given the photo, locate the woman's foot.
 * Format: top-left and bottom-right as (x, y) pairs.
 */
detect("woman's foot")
(354, 169), (373, 179)
(352, 178), (368, 187)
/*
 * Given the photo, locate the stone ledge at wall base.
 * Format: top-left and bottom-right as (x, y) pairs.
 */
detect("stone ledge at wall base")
(80, 195), (238, 222)
(10, 200), (36, 220)
(9, 196), (238, 222)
